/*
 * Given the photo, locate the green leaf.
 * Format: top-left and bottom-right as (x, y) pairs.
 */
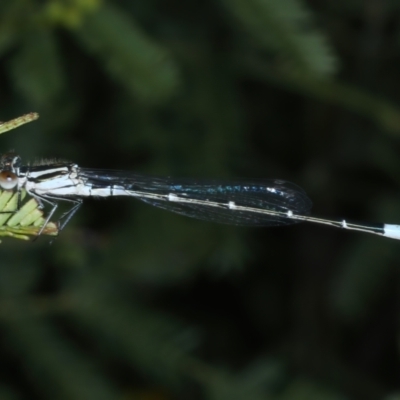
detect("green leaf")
(0, 189), (58, 241)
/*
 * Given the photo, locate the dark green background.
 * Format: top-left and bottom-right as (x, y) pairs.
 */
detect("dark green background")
(0, 0), (399, 399)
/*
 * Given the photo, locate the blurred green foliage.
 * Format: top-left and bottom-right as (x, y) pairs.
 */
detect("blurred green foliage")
(0, 0), (400, 399)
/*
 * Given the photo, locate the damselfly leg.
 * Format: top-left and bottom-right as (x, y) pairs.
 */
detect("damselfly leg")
(30, 193), (83, 236)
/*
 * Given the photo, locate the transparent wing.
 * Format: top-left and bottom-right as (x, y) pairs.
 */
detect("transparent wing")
(78, 169), (312, 227)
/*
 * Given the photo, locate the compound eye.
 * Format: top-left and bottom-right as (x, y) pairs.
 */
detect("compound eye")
(0, 171), (18, 190)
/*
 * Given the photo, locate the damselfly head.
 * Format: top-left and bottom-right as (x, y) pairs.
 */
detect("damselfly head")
(0, 153), (21, 189)
(0, 153), (21, 172)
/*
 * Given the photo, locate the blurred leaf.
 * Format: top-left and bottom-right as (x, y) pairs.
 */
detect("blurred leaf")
(278, 378), (346, 400)
(8, 29), (65, 107)
(330, 197), (400, 322)
(0, 385), (21, 400)
(74, 3), (180, 102)
(330, 237), (395, 321)
(3, 318), (119, 400)
(42, 0), (101, 28)
(0, 1), (35, 56)
(241, 56), (400, 133)
(189, 358), (284, 400)
(222, 0), (338, 76)
(68, 274), (197, 387)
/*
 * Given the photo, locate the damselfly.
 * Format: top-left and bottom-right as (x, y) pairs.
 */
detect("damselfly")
(1, 113), (399, 240)
(0, 151), (398, 240)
